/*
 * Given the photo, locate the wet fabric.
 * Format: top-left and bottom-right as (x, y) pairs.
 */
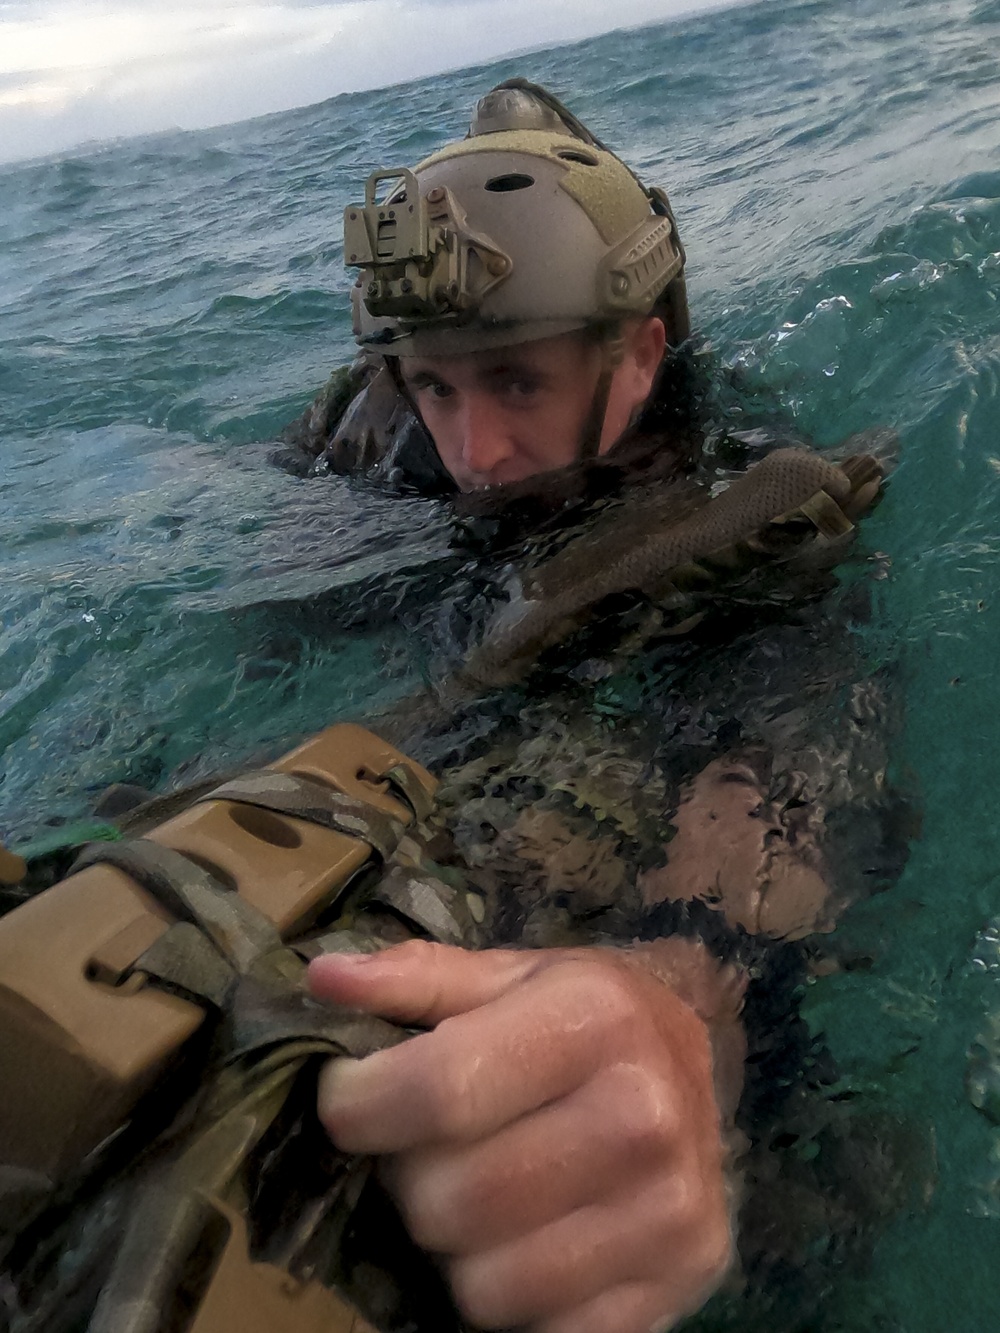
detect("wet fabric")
(277, 358), (452, 495)
(274, 352), (917, 1318)
(369, 596), (912, 1324)
(2, 360), (911, 1331)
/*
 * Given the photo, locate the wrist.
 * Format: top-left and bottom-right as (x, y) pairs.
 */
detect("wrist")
(620, 936), (748, 1129)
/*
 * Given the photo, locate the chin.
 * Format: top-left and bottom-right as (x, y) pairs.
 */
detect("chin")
(456, 466), (535, 491)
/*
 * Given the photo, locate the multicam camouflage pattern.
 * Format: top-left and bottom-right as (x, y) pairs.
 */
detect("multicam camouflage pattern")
(385, 631), (904, 955)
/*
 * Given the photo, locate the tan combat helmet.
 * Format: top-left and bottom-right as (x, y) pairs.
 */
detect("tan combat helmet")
(343, 79), (689, 459)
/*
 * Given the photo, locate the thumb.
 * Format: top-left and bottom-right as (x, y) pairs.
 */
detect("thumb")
(307, 939), (539, 1026)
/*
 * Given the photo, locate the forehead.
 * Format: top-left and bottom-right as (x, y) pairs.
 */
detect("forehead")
(399, 331), (592, 380)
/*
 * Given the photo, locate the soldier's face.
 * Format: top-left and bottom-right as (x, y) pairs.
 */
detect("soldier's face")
(399, 318), (666, 491)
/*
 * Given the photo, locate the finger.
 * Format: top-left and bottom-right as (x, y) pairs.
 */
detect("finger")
(317, 961), (632, 1152)
(536, 1282), (685, 1333)
(307, 940), (541, 1025)
(450, 1188), (665, 1327)
(450, 1180), (729, 1330)
(394, 1061), (685, 1255)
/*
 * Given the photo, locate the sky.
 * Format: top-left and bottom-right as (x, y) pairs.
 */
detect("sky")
(0, 0), (740, 164)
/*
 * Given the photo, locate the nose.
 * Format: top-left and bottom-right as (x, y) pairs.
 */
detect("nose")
(458, 396), (514, 481)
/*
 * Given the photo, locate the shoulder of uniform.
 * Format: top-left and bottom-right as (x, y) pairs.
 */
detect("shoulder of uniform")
(278, 356), (373, 460)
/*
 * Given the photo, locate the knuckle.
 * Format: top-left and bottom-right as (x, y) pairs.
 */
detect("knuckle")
(608, 1065), (682, 1160)
(419, 1041), (478, 1139)
(692, 1213), (735, 1289)
(393, 935), (444, 975)
(648, 1185), (732, 1298)
(449, 1255), (505, 1330)
(587, 966), (643, 1039)
(402, 936), (440, 962)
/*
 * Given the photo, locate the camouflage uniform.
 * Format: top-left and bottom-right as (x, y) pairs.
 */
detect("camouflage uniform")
(0, 75), (916, 1333)
(270, 346), (916, 1330)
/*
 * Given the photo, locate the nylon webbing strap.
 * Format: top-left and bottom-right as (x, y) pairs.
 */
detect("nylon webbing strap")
(371, 875), (468, 946)
(796, 487), (856, 539)
(222, 972), (410, 1064)
(30, 807), (443, 1333)
(577, 332), (624, 463)
(87, 1042), (341, 1333)
(72, 840), (279, 974)
(380, 762), (436, 824)
(70, 843), (415, 1333)
(69, 839), (419, 1040)
(134, 921), (235, 1009)
(457, 447), (881, 692)
(197, 771), (407, 862)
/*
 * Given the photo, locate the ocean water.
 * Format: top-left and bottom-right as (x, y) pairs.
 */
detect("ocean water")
(3, 0), (1000, 1325)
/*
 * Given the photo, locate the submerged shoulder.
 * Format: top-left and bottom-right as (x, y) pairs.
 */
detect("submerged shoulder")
(276, 356), (451, 494)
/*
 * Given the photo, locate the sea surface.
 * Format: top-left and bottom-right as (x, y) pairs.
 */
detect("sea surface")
(3, 0), (1000, 1326)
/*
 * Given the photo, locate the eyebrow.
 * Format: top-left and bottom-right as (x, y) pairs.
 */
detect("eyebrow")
(403, 367), (452, 389)
(404, 359), (546, 389)
(484, 360), (542, 381)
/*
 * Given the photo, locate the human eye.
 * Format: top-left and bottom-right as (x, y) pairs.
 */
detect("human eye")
(407, 372), (454, 402)
(497, 370), (541, 401)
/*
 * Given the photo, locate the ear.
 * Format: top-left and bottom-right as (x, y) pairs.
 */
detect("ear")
(599, 317), (669, 453)
(628, 316), (667, 399)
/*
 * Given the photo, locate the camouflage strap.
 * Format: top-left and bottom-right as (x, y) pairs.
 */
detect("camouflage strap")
(368, 874), (471, 946)
(88, 1048), (314, 1333)
(75, 777), (464, 1001)
(197, 771), (408, 863)
(68, 836), (431, 1032)
(195, 771), (467, 947)
(73, 839), (280, 974)
(2, 725), (454, 1332)
(133, 919), (235, 1010)
(381, 762), (437, 824)
(69, 838), (414, 1333)
(88, 1036), (401, 1333)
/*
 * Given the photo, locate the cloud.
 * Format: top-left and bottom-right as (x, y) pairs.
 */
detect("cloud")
(0, 0), (739, 163)
(2, 1), (355, 87)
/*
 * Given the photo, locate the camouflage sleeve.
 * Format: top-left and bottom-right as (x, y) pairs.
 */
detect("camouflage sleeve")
(276, 359), (370, 474)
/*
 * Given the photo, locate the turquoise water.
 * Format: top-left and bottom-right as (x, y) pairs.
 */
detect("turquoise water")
(3, 0), (1000, 1324)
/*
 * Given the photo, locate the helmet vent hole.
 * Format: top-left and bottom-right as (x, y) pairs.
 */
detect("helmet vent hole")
(484, 173), (535, 193)
(556, 148), (599, 166)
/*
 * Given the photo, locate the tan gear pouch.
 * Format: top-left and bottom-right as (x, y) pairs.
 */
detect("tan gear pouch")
(0, 724), (435, 1215)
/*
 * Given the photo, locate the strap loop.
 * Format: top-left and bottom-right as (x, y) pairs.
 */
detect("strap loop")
(133, 921), (236, 1010)
(72, 839), (280, 974)
(379, 762), (436, 824)
(198, 772), (406, 862)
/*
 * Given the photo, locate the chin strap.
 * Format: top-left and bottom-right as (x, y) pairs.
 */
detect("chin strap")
(577, 328), (625, 463)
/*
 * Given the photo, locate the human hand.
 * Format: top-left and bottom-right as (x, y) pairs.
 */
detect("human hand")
(308, 939), (743, 1333)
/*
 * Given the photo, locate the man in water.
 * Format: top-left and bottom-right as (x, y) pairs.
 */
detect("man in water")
(297, 81), (893, 1332)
